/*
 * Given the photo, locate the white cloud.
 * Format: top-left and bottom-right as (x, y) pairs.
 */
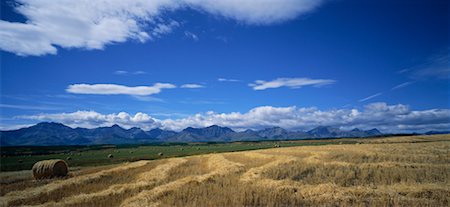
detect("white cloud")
(183, 0), (323, 25)
(358, 92), (382, 102)
(249, 77), (335, 90)
(0, 0), (325, 56)
(16, 102), (450, 133)
(218, 78), (240, 82)
(17, 111), (161, 130)
(66, 83), (176, 96)
(184, 31), (199, 41)
(181, 83), (204, 88)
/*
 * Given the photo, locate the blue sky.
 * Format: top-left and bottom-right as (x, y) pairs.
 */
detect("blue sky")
(1, 0), (449, 132)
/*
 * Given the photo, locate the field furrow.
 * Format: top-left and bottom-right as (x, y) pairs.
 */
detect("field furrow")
(121, 154), (244, 207)
(1, 160), (151, 207)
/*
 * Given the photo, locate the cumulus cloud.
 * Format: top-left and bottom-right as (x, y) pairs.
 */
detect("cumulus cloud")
(0, 0), (324, 56)
(16, 102), (450, 133)
(66, 83), (176, 96)
(181, 83), (204, 88)
(17, 111), (161, 130)
(249, 77), (335, 90)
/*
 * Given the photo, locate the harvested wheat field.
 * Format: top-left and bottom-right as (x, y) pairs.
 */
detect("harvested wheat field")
(1, 135), (449, 207)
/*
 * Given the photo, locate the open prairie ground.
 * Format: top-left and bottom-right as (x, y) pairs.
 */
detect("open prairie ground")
(0, 139), (357, 172)
(0, 134), (449, 206)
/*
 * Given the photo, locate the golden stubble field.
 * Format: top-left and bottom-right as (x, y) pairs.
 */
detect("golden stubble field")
(1, 135), (449, 207)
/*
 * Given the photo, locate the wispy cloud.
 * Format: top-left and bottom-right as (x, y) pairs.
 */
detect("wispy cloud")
(132, 96), (165, 102)
(66, 83), (176, 96)
(114, 70), (128, 75)
(180, 100), (226, 105)
(151, 21), (180, 39)
(0, 0), (325, 56)
(184, 31), (199, 41)
(181, 84), (204, 89)
(216, 36), (228, 43)
(133, 71), (147, 75)
(391, 81), (414, 90)
(114, 70), (147, 75)
(358, 92), (383, 102)
(397, 68), (411, 74)
(218, 78), (240, 82)
(400, 51), (449, 80)
(46, 94), (82, 99)
(249, 77), (335, 90)
(0, 103), (60, 111)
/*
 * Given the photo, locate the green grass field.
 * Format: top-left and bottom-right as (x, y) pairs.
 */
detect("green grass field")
(0, 139), (360, 171)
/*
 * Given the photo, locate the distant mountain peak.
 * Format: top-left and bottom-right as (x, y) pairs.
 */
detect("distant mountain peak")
(0, 122), (386, 146)
(308, 126), (335, 133)
(207, 125), (220, 128)
(111, 124), (122, 129)
(35, 122), (69, 127)
(149, 128), (162, 132)
(366, 128), (382, 135)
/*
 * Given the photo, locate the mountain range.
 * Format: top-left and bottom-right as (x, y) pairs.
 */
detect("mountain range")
(0, 122), (388, 146)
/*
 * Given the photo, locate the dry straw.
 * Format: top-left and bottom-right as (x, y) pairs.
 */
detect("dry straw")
(32, 159), (68, 179)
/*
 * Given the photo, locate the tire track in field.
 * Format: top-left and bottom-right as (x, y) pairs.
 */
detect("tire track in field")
(121, 154), (245, 207)
(0, 160), (151, 207)
(33, 158), (188, 207)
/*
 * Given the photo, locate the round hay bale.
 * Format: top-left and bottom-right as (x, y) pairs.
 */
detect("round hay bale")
(66, 157), (72, 161)
(32, 159), (68, 180)
(158, 152), (163, 156)
(108, 154), (114, 158)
